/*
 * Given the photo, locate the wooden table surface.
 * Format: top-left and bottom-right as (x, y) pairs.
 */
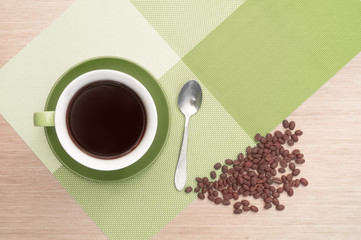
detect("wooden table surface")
(1, 1), (361, 239)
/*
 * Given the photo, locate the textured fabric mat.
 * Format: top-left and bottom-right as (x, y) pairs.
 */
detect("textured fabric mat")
(1, 0), (360, 239)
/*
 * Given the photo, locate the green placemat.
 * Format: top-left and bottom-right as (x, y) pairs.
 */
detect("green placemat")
(1, 0), (360, 239)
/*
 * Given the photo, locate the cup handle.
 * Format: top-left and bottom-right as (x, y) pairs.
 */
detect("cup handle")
(34, 111), (55, 127)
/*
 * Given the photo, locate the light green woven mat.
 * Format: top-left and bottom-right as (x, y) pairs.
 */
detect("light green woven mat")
(0, 0), (360, 239)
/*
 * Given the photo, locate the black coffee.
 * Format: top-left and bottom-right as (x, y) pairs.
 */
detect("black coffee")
(66, 80), (146, 159)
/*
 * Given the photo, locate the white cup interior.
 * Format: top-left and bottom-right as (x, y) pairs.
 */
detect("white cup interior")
(55, 69), (158, 171)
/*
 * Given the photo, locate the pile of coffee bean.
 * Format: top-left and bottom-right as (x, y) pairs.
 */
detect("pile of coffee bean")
(185, 120), (308, 214)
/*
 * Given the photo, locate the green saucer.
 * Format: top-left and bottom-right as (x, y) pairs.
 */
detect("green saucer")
(44, 57), (170, 182)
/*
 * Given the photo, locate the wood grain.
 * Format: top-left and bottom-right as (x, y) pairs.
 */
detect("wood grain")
(0, 1), (106, 239)
(154, 53), (361, 239)
(0, 0), (75, 68)
(1, 1), (361, 240)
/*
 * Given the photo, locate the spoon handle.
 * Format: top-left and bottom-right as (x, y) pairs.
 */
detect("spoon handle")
(175, 116), (189, 191)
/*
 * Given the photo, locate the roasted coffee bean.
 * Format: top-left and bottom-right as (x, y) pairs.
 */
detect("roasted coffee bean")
(300, 178), (308, 186)
(260, 137), (267, 144)
(282, 133), (289, 140)
(234, 209), (242, 214)
(285, 129), (292, 136)
(278, 168), (286, 173)
(288, 154), (296, 160)
(194, 187), (200, 193)
(252, 147), (259, 154)
(287, 188), (294, 196)
(253, 192), (261, 199)
(288, 163), (295, 171)
(266, 133), (272, 141)
(210, 171), (217, 179)
(251, 164), (259, 170)
(222, 165), (228, 173)
(257, 143), (265, 149)
(226, 178), (232, 186)
(202, 188), (207, 194)
(222, 199), (231, 206)
(241, 200), (250, 206)
(294, 179), (301, 187)
(244, 161), (253, 168)
(214, 163), (222, 170)
(215, 197), (222, 205)
(292, 149), (300, 155)
(283, 183), (291, 192)
(203, 177), (209, 183)
(185, 187), (192, 193)
(250, 205), (258, 212)
(246, 146), (252, 154)
(287, 174), (293, 182)
(225, 159), (233, 165)
(295, 158), (305, 164)
(197, 193), (205, 200)
(274, 130), (282, 138)
(233, 160), (241, 166)
(237, 153), (244, 160)
(264, 197), (272, 203)
(280, 160), (287, 168)
(251, 177), (257, 186)
(292, 169), (301, 176)
(213, 191), (219, 197)
(208, 195), (216, 202)
(271, 162), (278, 169)
(290, 180), (295, 187)
(229, 168), (236, 174)
(234, 202), (242, 209)
(282, 120), (289, 128)
(291, 134), (299, 142)
(197, 182), (205, 188)
(232, 183), (238, 191)
(255, 133), (261, 142)
(282, 150), (289, 157)
(243, 184), (250, 191)
(289, 121), (295, 130)
(276, 205), (285, 211)
(295, 130), (303, 136)
(264, 203), (272, 209)
(232, 192), (239, 200)
(287, 139), (294, 146)
(196, 177), (202, 182)
(272, 192), (280, 198)
(272, 198), (280, 206)
(273, 177), (282, 184)
(220, 173), (227, 179)
(224, 194), (233, 200)
(277, 187), (284, 193)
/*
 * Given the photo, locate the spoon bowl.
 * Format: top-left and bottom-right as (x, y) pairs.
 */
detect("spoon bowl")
(178, 81), (202, 116)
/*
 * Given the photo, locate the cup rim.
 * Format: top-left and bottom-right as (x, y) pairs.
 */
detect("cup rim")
(54, 69), (158, 171)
